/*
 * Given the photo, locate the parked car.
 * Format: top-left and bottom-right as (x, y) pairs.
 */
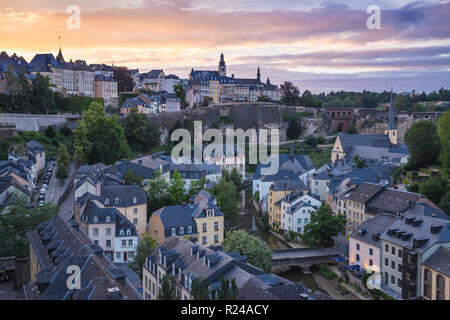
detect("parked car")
(38, 201), (44, 207)
(42, 184), (48, 189)
(40, 189), (46, 195)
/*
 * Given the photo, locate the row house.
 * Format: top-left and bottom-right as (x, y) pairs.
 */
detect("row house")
(349, 203), (450, 300)
(279, 192), (322, 234)
(79, 200), (138, 263)
(94, 74), (118, 104)
(138, 69), (165, 92)
(120, 91), (180, 115)
(148, 190), (224, 247)
(28, 53), (63, 93)
(142, 236), (329, 300)
(168, 162), (222, 192)
(268, 180), (309, 231)
(26, 214), (142, 300)
(0, 52), (29, 95)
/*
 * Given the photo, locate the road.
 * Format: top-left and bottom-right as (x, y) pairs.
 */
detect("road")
(272, 247), (341, 260)
(46, 161), (77, 206)
(58, 187), (75, 221)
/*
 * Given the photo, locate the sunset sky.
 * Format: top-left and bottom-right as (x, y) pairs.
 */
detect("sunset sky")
(1, 0), (449, 93)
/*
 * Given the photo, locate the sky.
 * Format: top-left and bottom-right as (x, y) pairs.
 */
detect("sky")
(0, 0), (449, 93)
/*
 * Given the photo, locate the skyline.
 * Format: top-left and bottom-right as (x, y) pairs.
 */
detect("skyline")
(1, 0), (449, 93)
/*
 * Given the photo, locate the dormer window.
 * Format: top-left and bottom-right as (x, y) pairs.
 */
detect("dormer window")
(188, 226), (192, 234)
(180, 227), (184, 235)
(171, 228), (176, 236)
(133, 197), (137, 205)
(207, 209), (214, 217)
(115, 198), (120, 205)
(126, 229), (131, 235)
(120, 229), (124, 236)
(93, 216), (98, 223)
(106, 216), (111, 223)
(104, 199), (110, 205)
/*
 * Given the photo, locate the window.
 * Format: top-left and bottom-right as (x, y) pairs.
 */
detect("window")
(424, 269), (432, 299)
(93, 228), (99, 236)
(369, 248), (373, 256)
(180, 227), (184, 235)
(133, 218), (138, 225)
(356, 254), (360, 262)
(94, 240), (98, 245)
(384, 272), (389, 284)
(106, 228), (111, 235)
(93, 216), (98, 223)
(202, 223), (207, 233)
(133, 197), (137, 204)
(104, 199), (110, 205)
(304, 218), (309, 224)
(133, 208), (138, 214)
(356, 243), (360, 251)
(385, 258), (388, 266)
(297, 218), (302, 225)
(106, 216), (111, 223)
(188, 226), (192, 234)
(398, 264), (402, 272)
(385, 244), (389, 252)
(397, 279), (402, 288)
(171, 228), (176, 236)
(391, 247), (395, 255)
(116, 252), (121, 260)
(202, 236), (207, 245)
(126, 229), (131, 235)
(214, 234), (219, 243)
(214, 222), (219, 232)
(128, 240), (133, 247)
(437, 275), (445, 300)
(106, 240), (111, 247)
(391, 275), (395, 284)
(369, 259), (373, 266)
(122, 240), (127, 247)
(391, 261), (395, 269)
(398, 249), (402, 258)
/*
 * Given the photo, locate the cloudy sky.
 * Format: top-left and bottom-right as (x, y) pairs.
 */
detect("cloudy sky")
(0, 0), (449, 93)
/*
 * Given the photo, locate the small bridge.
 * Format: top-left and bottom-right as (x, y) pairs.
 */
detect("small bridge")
(271, 247), (341, 273)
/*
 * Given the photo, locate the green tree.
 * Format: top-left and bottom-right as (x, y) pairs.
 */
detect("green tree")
(217, 277), (238, 300)
(346, 125), (358, 134)
(147, 170), (171, 214)
(113, 67), (134, 92)
(31, 73), (56, 114)
(129, 234), (157, 275)
(57, 144), (70, 168)
(280, 81), (301, 105)
(302, 204), (346, 247)
(353, 155), (367, 169)
(223, 230), (272, 273)
(124, 170), (143, 186)
(419, 178), (448, 205)
(170, 170), (186, 204)
(0, 193), (58, 258)
(173, 83), (187, 109)
(158, 274), (180, 300)
(405, 121), (441, 169)
(300, 90), (318, 108)
(211, 178), (239, 222)
(124, 106), (160, 153)
(437, 110), (450, 178)
(229, 168), (242, 188)
(188, 176), (209, 196)
(56, 164), (68, 183)
(72, 121), (92, 164)
(191, 277), (209, 300)
(44, 126), (56, 138)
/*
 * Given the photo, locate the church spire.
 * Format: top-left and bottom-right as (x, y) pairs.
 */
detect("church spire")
(56, 35), (65, 64)
(389, 86), (395, 130)
(257, 66), (261, 82)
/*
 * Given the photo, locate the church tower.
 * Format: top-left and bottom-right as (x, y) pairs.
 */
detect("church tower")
(384, 87), (398, 146)
(218, 53), (226, 77)
(257, 66), (261, 82)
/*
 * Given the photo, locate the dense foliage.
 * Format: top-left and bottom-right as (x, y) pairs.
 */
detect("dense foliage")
(405, 121), (441, 169)
(223, 230), (272, 273)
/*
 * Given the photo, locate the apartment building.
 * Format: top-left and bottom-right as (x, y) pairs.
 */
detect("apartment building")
(94, 74), (118, 104)
(280, 193), (322, 234)
(422, 246), (450, 300)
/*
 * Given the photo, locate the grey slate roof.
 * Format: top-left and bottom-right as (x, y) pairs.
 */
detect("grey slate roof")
(29, 54), (61, 73)
(101, 184), (147, 207)
(423, 246), (450, 277)
(380, 209), (450, 254)
(338, 133), (391, 152)
(254, 154), (315, 180)
(350, 213), (397, 247)
(24, 215), (141, 300)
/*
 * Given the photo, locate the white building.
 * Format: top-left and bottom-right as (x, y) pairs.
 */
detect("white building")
(280, 193), (322, 234)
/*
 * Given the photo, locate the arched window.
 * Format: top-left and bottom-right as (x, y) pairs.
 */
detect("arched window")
(106, 216), (111, 223)
(126, 229), (131, 235)
(120, 229), (124, 236)
(105, 199), (110, 205)
(93, 216), (98, 223)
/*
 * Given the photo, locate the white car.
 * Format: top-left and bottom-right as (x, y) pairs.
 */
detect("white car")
(40, 189), (46, 195)
(38, 201), (44, 207)
(42, 184), (49, 189)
